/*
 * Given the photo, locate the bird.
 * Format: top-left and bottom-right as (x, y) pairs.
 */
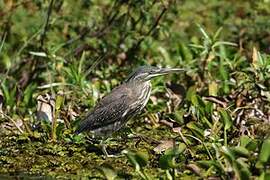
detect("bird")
(75, 66), (184, 156)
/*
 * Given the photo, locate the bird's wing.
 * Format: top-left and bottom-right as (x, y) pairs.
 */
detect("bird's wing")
(76, 84), (137, 134)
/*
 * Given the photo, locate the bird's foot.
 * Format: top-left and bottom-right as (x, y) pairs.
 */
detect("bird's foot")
(103, 154), (124, 158)
(100, 143), (124, 158)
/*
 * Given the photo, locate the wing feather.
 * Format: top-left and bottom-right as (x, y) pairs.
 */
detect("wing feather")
(75, 84), (135, 134)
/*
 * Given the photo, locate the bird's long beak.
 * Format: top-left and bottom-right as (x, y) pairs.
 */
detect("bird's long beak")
(148, 67), (185, 79)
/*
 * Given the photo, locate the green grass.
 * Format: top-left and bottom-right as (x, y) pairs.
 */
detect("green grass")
(0, 0), (270, 179)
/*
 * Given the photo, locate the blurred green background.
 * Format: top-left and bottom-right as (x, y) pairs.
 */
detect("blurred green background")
(0, 0), (270, 179)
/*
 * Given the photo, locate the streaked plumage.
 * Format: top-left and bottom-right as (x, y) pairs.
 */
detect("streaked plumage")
(75, 66), (184, 137)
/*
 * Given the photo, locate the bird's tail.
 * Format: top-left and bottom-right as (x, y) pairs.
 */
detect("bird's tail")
(74, 120), (89, 134)
(74, 127), (83, 135)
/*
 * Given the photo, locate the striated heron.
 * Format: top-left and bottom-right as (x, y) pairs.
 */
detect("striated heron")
(75, 66), (184, 156)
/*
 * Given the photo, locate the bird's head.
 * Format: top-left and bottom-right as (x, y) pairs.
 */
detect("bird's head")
(125, 66), (184, 82)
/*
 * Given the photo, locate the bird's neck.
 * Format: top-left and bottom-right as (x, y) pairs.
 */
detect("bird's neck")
(141, 80), (152, 90)
(129, 80), (151, 88)
(139, 80), (152, 110)
(134, 79), (152, 97)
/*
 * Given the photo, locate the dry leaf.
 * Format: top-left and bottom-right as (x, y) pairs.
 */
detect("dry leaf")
(186, 164), (201, 176)
(166, 82), (185, 112)
(153, 140), (175, 153)
(36, 94), (55, 122)
(159, 119), (174, 128)
(172, 127), (182, 133)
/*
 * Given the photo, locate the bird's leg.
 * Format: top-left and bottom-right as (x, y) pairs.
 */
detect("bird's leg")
(99, 139), (123, 158)
(100, 140), (110, 157)
(85, 135), (99, 144)
(124, 127), (138, 139)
